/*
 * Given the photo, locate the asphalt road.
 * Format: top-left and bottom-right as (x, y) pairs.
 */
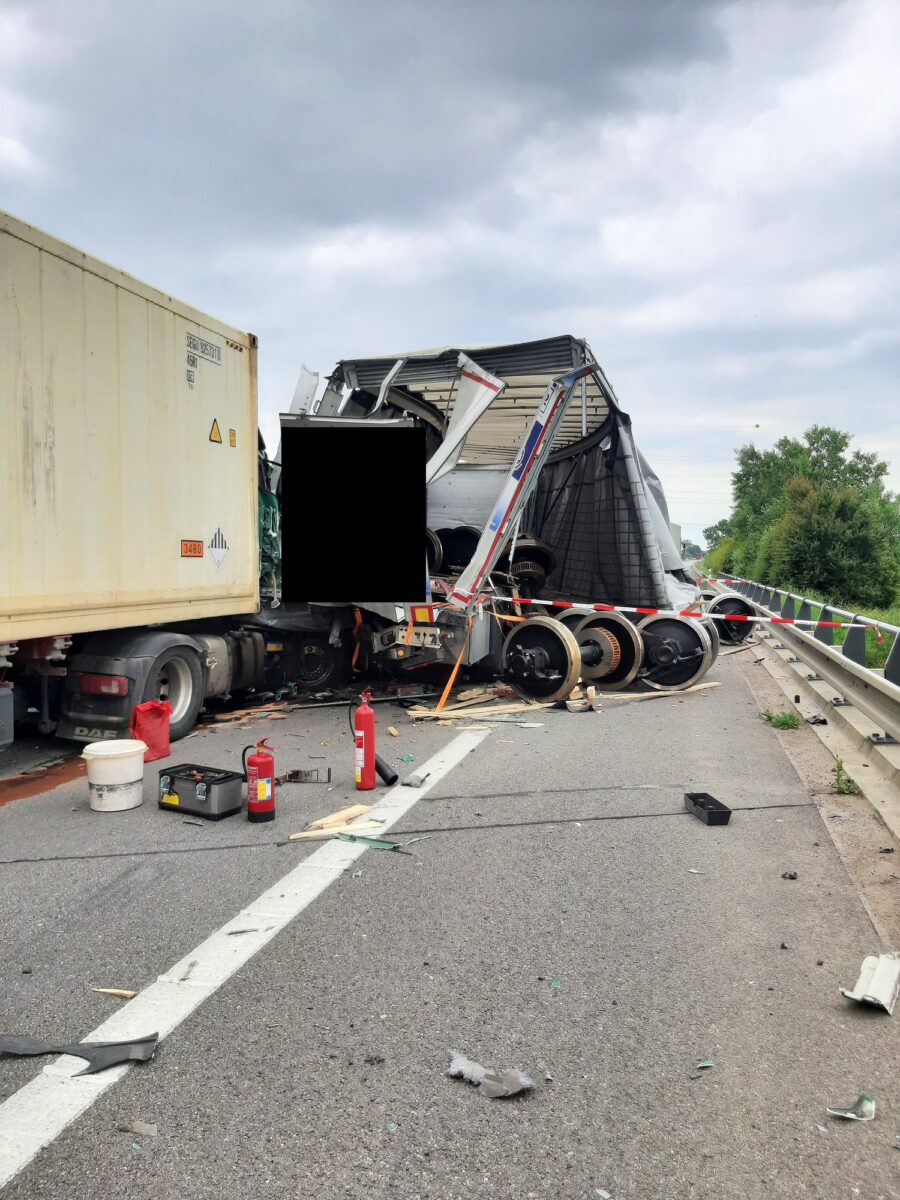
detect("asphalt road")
(0, 660), (897, 1199)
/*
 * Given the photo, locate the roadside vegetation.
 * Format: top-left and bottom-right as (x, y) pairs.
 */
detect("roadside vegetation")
(833, 757), (861, 795)
(761, 708), (800, 730)
(702, 426), (900, 668)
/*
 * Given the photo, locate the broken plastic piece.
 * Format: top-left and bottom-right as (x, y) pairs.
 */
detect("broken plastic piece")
(336, 832), (411, 853)
(91, 987), (138, 1000)
(0, 1032), (159, 1075)
(839, 953), (900, 1015)
(684, 792), (731, 825)
(827, 1095), (875, 1121)
(447, 1050), (534, 1099)
(696, 1059), (714, 1070)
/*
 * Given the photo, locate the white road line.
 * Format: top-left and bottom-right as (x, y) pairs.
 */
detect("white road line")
(0, 727), (490, 1190)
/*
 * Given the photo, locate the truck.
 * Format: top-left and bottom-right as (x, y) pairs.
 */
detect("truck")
(0, 211), (273, 748)
(2, 213), (724, 751)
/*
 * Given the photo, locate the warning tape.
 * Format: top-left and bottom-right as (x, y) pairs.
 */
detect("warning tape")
(480, 593), (885, 635)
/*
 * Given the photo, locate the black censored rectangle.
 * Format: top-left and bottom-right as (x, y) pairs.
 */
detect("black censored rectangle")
(280, 425), (426, 602)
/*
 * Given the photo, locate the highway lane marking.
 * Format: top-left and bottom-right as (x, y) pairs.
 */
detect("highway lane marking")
(0, 727), (490, 1190)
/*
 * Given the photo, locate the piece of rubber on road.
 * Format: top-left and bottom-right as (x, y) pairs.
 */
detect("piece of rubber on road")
(0, 1033), (159, 1075)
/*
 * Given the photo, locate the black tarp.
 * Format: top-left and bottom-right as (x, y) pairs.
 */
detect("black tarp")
(525, 414), (670, 608)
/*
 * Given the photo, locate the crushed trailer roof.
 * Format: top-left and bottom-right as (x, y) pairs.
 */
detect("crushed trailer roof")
(327, 335), (618, 465)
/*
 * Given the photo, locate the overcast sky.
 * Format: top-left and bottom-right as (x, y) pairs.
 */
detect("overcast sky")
(2, 0), (898, 538)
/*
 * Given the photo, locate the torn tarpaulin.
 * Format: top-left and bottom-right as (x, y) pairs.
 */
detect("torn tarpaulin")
(448, 1050), (534, 1099)
(0, 1032), (159, 1075)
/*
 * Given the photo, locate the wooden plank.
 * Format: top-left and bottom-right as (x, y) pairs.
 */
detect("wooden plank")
(415, 700), (553, 720)
(288, 821), (382, 841)
(601, 681), (721, 703)
(308, 803), (372, 830)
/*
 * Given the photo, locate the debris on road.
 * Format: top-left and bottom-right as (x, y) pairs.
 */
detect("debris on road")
(400, 753), (415, 763)
(839, 953), (900, 1015)
(288, 821), (383, 841)
(309, 803), (372, 830)
(336, 832), (411, 853)
(277, 767), (333, 784)
(447, 1050), (534, 1099)
(782, 871), (799, 880)
(90, 987), (138, 1000)
(827, 1095), (876, 1122)
(387, 726), (401, 737)
(696, 1059), (714, 1070)
(118, 1120), (157, 1137)
(565, 699), (592, 713)
(684, 791), (731, 826)
(402, 770), (431, 787)
(0, 1032), (159, 1075)
(687, 868), (704, 875)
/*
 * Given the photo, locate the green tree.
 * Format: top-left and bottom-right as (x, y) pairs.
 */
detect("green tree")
(722, 426), (899, 606)
(702, 519), (732, 550)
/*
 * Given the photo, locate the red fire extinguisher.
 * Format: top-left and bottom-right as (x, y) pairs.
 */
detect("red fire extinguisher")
(354, 690), (376, 791)
(243, 738), (276, 822)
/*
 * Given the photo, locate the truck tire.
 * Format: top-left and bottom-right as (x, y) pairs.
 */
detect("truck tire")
(142, 646), (204, 741)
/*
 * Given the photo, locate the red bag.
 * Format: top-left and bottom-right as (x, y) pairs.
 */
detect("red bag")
(130, 700), (172, 762)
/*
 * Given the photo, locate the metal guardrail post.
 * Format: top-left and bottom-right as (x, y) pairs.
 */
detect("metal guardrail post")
(781, 595), (795, 620)
(886, 635), (900, 687)
(843, 618), (867, 666)
(815, 607), (836, 645)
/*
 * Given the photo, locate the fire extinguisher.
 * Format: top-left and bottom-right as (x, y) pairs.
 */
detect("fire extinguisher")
(243, 738), (276, 822)
(353, 690), (376, 791)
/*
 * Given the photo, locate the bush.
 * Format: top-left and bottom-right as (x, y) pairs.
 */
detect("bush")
(705, 537), (735, 577)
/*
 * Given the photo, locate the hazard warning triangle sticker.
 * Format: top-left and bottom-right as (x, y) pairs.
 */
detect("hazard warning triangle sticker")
(209, 527), (228, 567)
(209, 419), (222, 443)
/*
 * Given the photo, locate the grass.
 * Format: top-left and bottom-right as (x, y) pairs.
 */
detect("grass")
(833, 756), (861, 795)
(761, 708), (800, 730)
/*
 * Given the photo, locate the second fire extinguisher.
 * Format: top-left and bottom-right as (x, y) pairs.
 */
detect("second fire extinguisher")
(243, 738), (276, 822)
(354, 690), (376, 791)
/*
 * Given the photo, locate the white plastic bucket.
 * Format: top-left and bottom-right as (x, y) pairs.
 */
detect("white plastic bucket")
(82, 740), (148, 812)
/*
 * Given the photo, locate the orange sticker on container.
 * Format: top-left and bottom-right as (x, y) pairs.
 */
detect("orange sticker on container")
(229, 428), (236, 447)
(181, 540), (204, 558)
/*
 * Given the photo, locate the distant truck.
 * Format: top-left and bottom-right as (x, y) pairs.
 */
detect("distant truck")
(1, 215), (713, 751)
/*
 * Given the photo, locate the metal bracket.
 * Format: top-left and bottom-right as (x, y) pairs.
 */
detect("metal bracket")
(278, 768), (333, 784)
(869, 732), (898, 746)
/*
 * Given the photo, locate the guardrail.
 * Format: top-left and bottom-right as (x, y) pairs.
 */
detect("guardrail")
(704, 576), (900, 745)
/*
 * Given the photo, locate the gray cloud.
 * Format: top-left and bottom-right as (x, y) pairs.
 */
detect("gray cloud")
(2, 0), (898, 537)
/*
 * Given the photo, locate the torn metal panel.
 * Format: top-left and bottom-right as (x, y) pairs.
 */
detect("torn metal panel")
(840, 953), (900, 1014)
(426, 354), (506, 484)
(326, 336), (608, 465)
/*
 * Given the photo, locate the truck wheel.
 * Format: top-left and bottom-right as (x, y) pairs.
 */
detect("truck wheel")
(294, 636), (348, 690)
(142, 647), (204, 740)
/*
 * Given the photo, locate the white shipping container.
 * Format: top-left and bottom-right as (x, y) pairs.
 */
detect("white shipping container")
(0, 211), (259, 642)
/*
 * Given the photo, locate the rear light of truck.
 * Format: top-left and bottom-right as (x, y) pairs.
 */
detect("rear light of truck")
(78, 673), (129, 696)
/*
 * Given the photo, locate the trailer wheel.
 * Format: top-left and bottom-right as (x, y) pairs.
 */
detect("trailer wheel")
(142, 647), (204, 740)
(293, 636), (348, 690)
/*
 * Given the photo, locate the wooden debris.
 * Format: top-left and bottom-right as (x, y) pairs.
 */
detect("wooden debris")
(308, 803), (372, 830)
(288, 821), (382, 841)
(602, 681), (721, 703)
(413, 700), (552, 720)
(387, 726), (401, 737)
(91, 987), (138, 1000)
(457, 687), (494, 703)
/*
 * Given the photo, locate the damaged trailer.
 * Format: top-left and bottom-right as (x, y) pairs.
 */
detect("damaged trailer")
(266, 336), (717, 700)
